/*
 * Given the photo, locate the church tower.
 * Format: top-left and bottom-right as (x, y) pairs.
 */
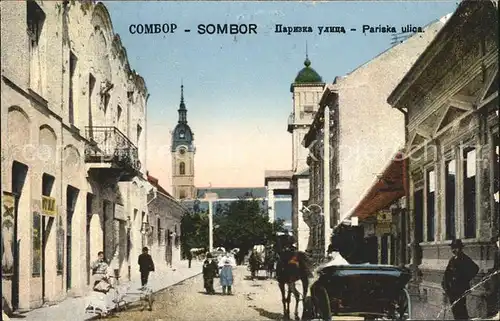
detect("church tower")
(288, 50), (325, 174)
(171, 83), (196, 199)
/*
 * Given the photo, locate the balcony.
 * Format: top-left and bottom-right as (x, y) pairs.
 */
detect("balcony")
(287, 113), (294, 133)
(84, 126), (141, 182)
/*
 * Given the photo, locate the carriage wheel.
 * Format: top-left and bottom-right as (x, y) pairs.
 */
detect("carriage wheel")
(302, 296), (316, 321)
(310, 286), (331, 321)
(396, 288), (411, 320)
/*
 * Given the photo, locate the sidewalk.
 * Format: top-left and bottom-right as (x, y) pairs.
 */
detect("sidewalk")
(410, 296), (451, 320)
(410, 296), (500, 320)
(18, 260), (202, 321)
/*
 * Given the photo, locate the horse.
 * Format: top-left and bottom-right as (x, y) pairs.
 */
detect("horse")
(275, 240), (311, 320)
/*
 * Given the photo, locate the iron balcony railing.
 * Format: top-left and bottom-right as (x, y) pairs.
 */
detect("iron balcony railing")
(84, 126), (141, 171)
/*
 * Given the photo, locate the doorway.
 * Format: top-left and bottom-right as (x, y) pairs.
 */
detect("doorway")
(166, 229), (172, 266)
(414, 189), (424, 265)
(86, 193), (93, 285)
(66, 185), (79, 291)
(381, 234), (389, 264)
(11, 161), (28, 310)
(103, 201), (108, 258)
(41, 173), (55, 302)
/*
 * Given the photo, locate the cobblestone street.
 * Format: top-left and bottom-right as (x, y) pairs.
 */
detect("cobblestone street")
(114, 266), (290, 321)
(114, 266), (369, 321)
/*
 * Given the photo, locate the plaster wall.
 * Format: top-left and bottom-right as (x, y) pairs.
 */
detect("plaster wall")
(147, 193), (184, 270)
(292, 85), (324, 173)
(296, 177), (310, 252)
(337, 20), (446, 222)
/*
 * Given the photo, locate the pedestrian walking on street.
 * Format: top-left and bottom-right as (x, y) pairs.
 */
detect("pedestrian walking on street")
(249, 249), (260, 280)
(220, 258), (234, 295)
(202, 253), (218, 294)
(187, 250), (193, 268)
(138, 247), (155, 287)
(442, 239), (479, 320)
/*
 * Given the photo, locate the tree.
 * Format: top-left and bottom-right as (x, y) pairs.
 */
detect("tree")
(213, 199), (286, 262)
(180, 204), (209, 259)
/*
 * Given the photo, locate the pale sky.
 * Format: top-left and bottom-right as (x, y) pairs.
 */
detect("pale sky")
(106, 1), (457, 193)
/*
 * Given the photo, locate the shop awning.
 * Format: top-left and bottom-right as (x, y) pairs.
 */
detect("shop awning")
(351, 152), (407, 221)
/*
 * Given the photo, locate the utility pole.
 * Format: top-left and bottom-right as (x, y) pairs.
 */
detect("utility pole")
(323, 105), (331, 257)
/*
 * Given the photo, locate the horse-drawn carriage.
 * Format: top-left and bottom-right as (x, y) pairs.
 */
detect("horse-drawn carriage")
(248, 244), (277, 279)
(302, 264), (412, 321)
(274, 226), (412, 321)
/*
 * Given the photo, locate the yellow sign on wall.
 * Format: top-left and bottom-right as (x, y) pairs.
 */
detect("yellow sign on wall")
(377, 210), (392, 223)
(42, 196), (56, 217)
(376, 210), (392, 235)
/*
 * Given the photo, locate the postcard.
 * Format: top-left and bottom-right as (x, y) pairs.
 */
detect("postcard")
(1, 1), (498, 321)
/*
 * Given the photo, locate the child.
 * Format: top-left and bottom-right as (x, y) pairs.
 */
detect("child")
(203, 253), (218, 294)
(220, 259), (234, 295)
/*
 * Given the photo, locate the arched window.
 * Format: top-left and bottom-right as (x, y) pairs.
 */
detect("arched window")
(179, 130), (185, 139)
(179, 162), (185, 175)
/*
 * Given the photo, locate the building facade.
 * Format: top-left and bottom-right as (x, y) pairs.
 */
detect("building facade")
(388, 1), (498, 317)
(1, 1), (150, 311)
(302, 17), (449, 261)
(171, 85), (196, 200)
(146, 173), (186, 270)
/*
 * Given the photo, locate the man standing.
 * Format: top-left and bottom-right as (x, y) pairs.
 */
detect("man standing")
(442, 239), (479, 320)
(202, 253), (218, 294)
(138, 247), (155, 287)
(249, 249), (260, 280)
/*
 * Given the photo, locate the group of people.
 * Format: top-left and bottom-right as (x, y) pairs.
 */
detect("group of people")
(202, 253), (234, 295)
(87, 237), (498, 320)
(248, 248), (279, 280)
(90, 247), (156, 293)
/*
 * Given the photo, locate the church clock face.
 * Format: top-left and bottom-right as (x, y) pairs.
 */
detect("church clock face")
(179, 148), (186, 155)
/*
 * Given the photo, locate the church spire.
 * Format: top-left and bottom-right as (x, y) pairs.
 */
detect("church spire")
(304, 41), (311, 67)
(178, 81), (187, 124)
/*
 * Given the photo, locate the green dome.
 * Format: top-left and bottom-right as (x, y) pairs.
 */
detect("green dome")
(294, 57), (323, 83)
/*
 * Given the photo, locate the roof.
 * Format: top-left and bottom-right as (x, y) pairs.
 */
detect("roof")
(172, 84), (195, 152)
(294, 57), (323, 83)
(290, 57), (325, 92)
(195, 187), (266, 199)
(387, 2), (488, 106)
(146, 172), (171, 197)
(264, 170), (294, 179)
(171, 123), (194, 152)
